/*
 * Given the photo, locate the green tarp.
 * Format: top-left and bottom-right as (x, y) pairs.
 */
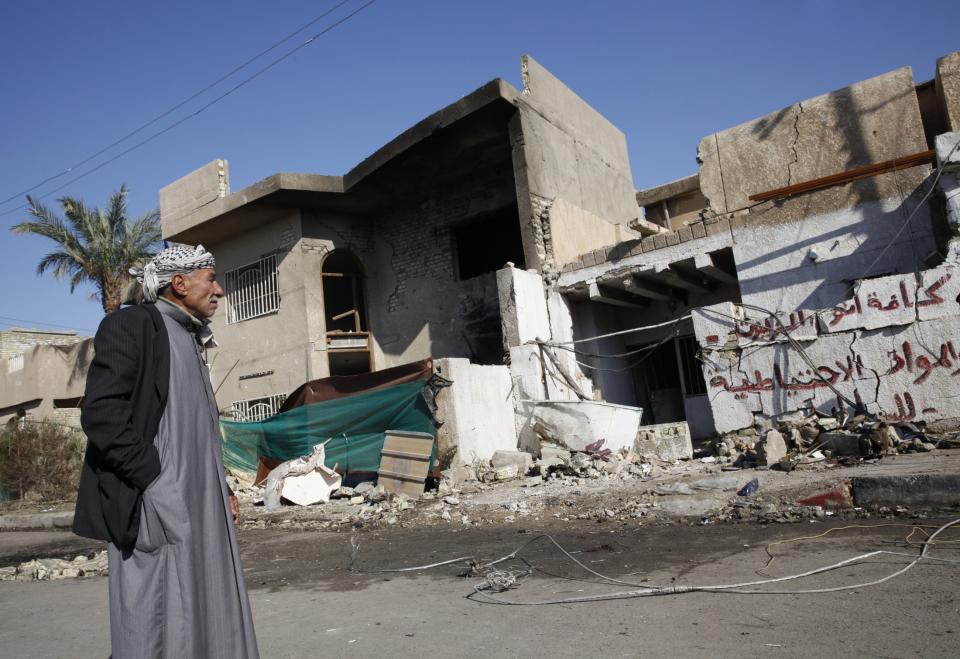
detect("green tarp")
(220, 379), (436, 475)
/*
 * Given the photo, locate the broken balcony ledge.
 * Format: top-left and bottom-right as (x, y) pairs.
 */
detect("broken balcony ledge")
(556, 222), (733, 288)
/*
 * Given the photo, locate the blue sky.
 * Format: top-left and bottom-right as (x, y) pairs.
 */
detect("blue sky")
(0, 0), (956, 335)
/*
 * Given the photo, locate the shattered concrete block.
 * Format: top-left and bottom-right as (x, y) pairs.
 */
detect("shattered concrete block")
(494, 464), (520, 481)
(490, 450), (534, 475)
(756, 430), (787, 466)
(633, 421), (693, 462)
(820, 431), (867, 456)
(538, 445), (571, 468)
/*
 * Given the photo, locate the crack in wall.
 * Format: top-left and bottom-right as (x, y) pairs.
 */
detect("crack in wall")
(787, 103), (803, 186)
(848, 330), (882, 411)
(383, 236), (401, 312)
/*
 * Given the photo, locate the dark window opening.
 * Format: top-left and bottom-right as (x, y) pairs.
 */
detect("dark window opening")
(321, 250), (372, 376)
(322, 251), (367, 333)
(454, 207), (525, 280)
(916, 80), (948, 150)
(676, 336), (706, 396)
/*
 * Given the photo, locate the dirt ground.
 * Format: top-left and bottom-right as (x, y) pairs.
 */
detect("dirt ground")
(2, 449), (960, 656)
(2, 517), (960, 658)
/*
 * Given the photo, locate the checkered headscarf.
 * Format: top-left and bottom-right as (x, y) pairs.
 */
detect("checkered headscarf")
(130, 244), (216, 302)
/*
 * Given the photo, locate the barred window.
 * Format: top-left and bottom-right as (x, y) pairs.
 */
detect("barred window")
(225, 255), (280, 324)
(6, 354), (24, 373)
(232, 393), (287, 422)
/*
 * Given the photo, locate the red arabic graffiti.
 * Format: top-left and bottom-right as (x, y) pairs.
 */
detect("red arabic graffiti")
(735, 310), (816, 342)
(708, 354), (865, 398)
(826, 274), (951, 327)
(886, 340), (960, 384)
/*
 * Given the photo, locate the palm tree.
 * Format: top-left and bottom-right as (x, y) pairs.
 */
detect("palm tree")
(12, 185), (163, 313)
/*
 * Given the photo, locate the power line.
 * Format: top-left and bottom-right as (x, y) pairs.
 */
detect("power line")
(0, 314), (96, 334)
(0, 0), (380, 220)
(0, 0), (356, 209)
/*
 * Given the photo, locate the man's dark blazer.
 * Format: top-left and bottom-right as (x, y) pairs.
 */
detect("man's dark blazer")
(73, 303), (170, 550)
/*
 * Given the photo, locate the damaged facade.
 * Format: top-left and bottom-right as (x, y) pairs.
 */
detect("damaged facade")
(556, 49), (960, 444)
(22, 49), (952, 465)
(0, 329), (91, 428)
(158, 55), (640, 463)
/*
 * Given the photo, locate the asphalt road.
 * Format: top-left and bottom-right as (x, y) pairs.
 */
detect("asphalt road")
(1, 518), (959, 658)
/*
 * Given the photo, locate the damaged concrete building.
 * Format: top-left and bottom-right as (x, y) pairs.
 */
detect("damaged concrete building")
(155, 50), (960, 463)
(0, 328), (92, 428)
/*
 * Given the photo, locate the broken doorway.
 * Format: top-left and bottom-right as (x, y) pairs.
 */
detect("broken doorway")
(321, 250), (372, 376)
(630, 334), (711, 435)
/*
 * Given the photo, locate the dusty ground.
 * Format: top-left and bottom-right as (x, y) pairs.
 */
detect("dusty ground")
(2, 449), (959, 656)
(2, 518), (960, 657)
(234, 448), (960, 534)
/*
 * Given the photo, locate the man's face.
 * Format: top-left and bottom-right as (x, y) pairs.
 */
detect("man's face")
(173, 268), (224, 319)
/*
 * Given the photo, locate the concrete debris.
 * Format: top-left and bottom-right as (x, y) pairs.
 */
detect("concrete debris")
(714, 411), (941, 471)
(756, 430), (787, 466)
(0, 550), (108, 581)
(634, 421), (693, 462)
(494, 464), (520, 481)
(490, 450), (534, 475)
(354, 482), (376, 496)
(539, 445), (571, 468)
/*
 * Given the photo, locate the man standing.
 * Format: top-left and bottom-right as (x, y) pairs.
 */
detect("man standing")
(73, 245), (259, 659)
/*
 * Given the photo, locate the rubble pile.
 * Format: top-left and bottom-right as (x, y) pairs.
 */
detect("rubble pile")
(715, 411), (942, 471)
(471, 444), (657, 485)
(0, 550), (108, 581)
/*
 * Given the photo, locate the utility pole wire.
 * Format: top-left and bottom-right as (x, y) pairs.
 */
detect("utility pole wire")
(0, 0), (380, 219)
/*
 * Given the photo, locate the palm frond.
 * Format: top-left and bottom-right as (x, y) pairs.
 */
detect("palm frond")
(13, 186), (163, 313)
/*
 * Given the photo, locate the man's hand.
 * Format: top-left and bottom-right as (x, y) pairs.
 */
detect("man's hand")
(229, 494), (240, 524)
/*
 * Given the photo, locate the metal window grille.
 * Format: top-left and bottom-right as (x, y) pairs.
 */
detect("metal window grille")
(225, 255), (280, 324)
(6, 354), (24, 373)
(232, 393), (287, 422)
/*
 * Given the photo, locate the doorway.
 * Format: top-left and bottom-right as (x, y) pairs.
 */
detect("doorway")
(321, 250), (372, 376)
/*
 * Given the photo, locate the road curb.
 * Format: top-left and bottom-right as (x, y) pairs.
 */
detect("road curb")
(0, 511), (74, 531)
(851, 474), (960, 509)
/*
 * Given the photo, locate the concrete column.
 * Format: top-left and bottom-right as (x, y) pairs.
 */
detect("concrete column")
(497, 265), (550, 348)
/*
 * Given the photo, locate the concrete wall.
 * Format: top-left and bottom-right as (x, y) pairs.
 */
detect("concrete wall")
(434, 358), (517, 465)
(695, 265), (960, 433)
(365, 170), (516, 367)
(698, 67), (927, 218)
(732, 188), (938, 312)
(203, 210), (309, 413)
(0, 340), (92, 426)
(512, 56), (639, 277)
(937, 51), (960, 132)
(497, 266), (550, 348)
(0, 329), (87, 359)
(548, 198), (638, 268)
(159, 159), (229, 239)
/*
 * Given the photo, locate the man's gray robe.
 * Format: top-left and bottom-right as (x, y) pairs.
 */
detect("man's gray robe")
(107, 300), (259, 658)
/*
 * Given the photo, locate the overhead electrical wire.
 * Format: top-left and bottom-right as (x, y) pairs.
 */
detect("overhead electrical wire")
(347, 518), (960, 606)
(0, 314), (95, 334)
(0, 0), (357, 209)
(0, 0), (381, 220)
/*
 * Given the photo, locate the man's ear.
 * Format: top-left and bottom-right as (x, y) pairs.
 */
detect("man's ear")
(170, 272), (188, 296)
